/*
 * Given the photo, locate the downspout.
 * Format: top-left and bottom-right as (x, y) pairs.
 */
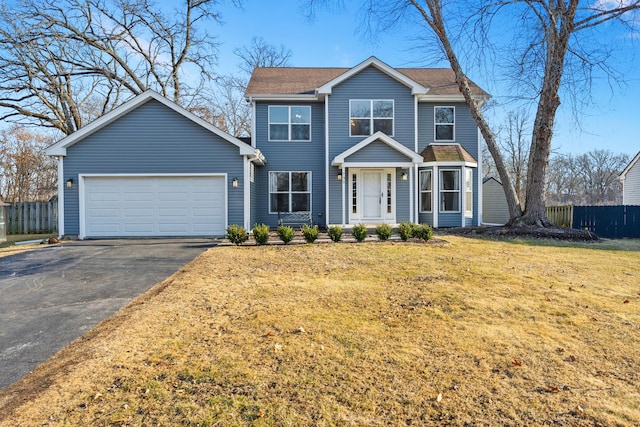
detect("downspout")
(411, 95), (420, 224)
(477, 128), (483, 226)
(325, 97), (330, 225)
(414, 96), (419, 224)
(56, 156), (65, 238)
(250, 97), (256, 148)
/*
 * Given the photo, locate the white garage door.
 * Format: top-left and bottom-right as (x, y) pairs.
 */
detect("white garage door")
(83, 176), (226, 237)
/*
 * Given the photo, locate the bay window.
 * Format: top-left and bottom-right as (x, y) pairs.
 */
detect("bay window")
(419, 170), (432, 212)
(440, 169), (460, 212)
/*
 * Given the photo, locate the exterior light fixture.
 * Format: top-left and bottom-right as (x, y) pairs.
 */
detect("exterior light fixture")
(66, 179), (74, 188)
(232, 178), (239, 188)
(401, 172), (408, 181)
(337, 172), (343, 181)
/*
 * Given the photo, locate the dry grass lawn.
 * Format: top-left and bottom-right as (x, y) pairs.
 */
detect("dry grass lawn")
(0, 236), (638, 426)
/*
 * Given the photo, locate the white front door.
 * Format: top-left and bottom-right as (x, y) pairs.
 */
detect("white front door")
(362, 170), (383, 219)
(349, 168), (395, 223)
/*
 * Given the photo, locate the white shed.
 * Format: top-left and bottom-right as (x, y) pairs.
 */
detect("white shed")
(482, 177), (510, 225)
(620, 151), (640, 205)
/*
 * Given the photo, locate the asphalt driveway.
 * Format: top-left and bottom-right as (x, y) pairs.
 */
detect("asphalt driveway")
(0, 239), (215, 391)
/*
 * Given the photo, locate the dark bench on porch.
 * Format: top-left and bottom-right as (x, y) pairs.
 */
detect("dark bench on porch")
(277, 211), (312, 228)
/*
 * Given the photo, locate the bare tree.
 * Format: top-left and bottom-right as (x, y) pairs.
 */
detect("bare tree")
(234, 37), (293, 75)
(0, 0), (225, 135)
(206, 37), (293, 137)
(498, 110), (531, 208)
(0, 126), (57, 202)
(304, 0), (640, 227)
(546, 150), (628, 205)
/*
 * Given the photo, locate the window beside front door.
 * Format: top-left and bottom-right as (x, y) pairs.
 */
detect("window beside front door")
(420, 170), (432, 212)
(435, 106), (455, 141)
(269, 171), (311, 213)
(350, 100), (394, 136)
(440, 169), (460, 212)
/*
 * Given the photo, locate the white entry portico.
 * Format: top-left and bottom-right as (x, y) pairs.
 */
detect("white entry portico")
(331, 131), (423, 225)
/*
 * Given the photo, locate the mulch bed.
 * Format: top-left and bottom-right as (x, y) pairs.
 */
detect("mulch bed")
(438, 225), (600, 241)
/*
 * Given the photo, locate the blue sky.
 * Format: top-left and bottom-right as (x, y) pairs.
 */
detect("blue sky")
(211, 0), (640, 158)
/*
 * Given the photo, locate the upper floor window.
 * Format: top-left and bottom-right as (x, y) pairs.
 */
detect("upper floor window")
(435, 106), (455, 141)
(440, 169), (460, 212)
(269, 106), (311, 141)
(350, 100), (394, 137)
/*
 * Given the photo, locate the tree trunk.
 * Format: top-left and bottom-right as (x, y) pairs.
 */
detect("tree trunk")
(411, 0), (523, 221)
(514, 1), (577, 227)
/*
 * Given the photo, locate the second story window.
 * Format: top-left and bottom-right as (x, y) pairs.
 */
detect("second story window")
(269, 106), (311, 141)
(435, 106), (455, 141)
(350, 100), (394, 136)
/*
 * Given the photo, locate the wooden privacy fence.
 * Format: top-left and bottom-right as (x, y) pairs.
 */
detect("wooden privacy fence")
(5, 201), (58, 234)
(546, 205), (573, 228)
(572, 205), (640, 239)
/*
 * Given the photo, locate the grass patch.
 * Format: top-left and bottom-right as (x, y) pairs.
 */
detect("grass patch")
(1, 237), (639, 426)
(0, 233), (55, 256)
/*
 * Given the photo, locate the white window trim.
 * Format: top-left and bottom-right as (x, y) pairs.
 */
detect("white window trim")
(268, 105), (312, 142)
(465, 168), (473, 218)
(268, 171), (312, 214)
(434, 106), (455, 142)
(419, 170), (433, 213)
(439, 168), (461, 213)
(349, 99), (395, 137)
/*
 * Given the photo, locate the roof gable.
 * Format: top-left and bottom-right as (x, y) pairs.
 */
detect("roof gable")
(45, 90), (260, 159)
(317, 57), (427, 96)
(245, 56), (488, 100)
(332, 131), (423, 166)
(620, 151), (640, 180)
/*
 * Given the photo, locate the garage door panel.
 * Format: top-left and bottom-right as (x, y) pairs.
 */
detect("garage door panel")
(124, 192), (155, 202)
(84, 176), (226, 237)
(123, 223), (155, 233)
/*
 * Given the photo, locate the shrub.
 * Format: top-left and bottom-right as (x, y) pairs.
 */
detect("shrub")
(327, 225), (343, 242)
(397, 222), (416, 241)
(413, 223), (434, 241)
(276, 225), (295, 244)
(252, 223), (270, 245)
(301, 224), (319, 243)
(375, 223), (393, 241)
(351, 224), (368, 242)
(226, 224), (248, 245)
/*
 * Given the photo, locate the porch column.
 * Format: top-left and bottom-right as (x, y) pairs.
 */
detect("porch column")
(433, 166), (439, 228)
(341, 166), (346, 226)
(409, 167), (414, 223)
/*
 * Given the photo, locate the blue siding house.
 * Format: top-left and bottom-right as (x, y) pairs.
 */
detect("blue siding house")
(46, 57), (488, 238)
(246, 56), (488, 229)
